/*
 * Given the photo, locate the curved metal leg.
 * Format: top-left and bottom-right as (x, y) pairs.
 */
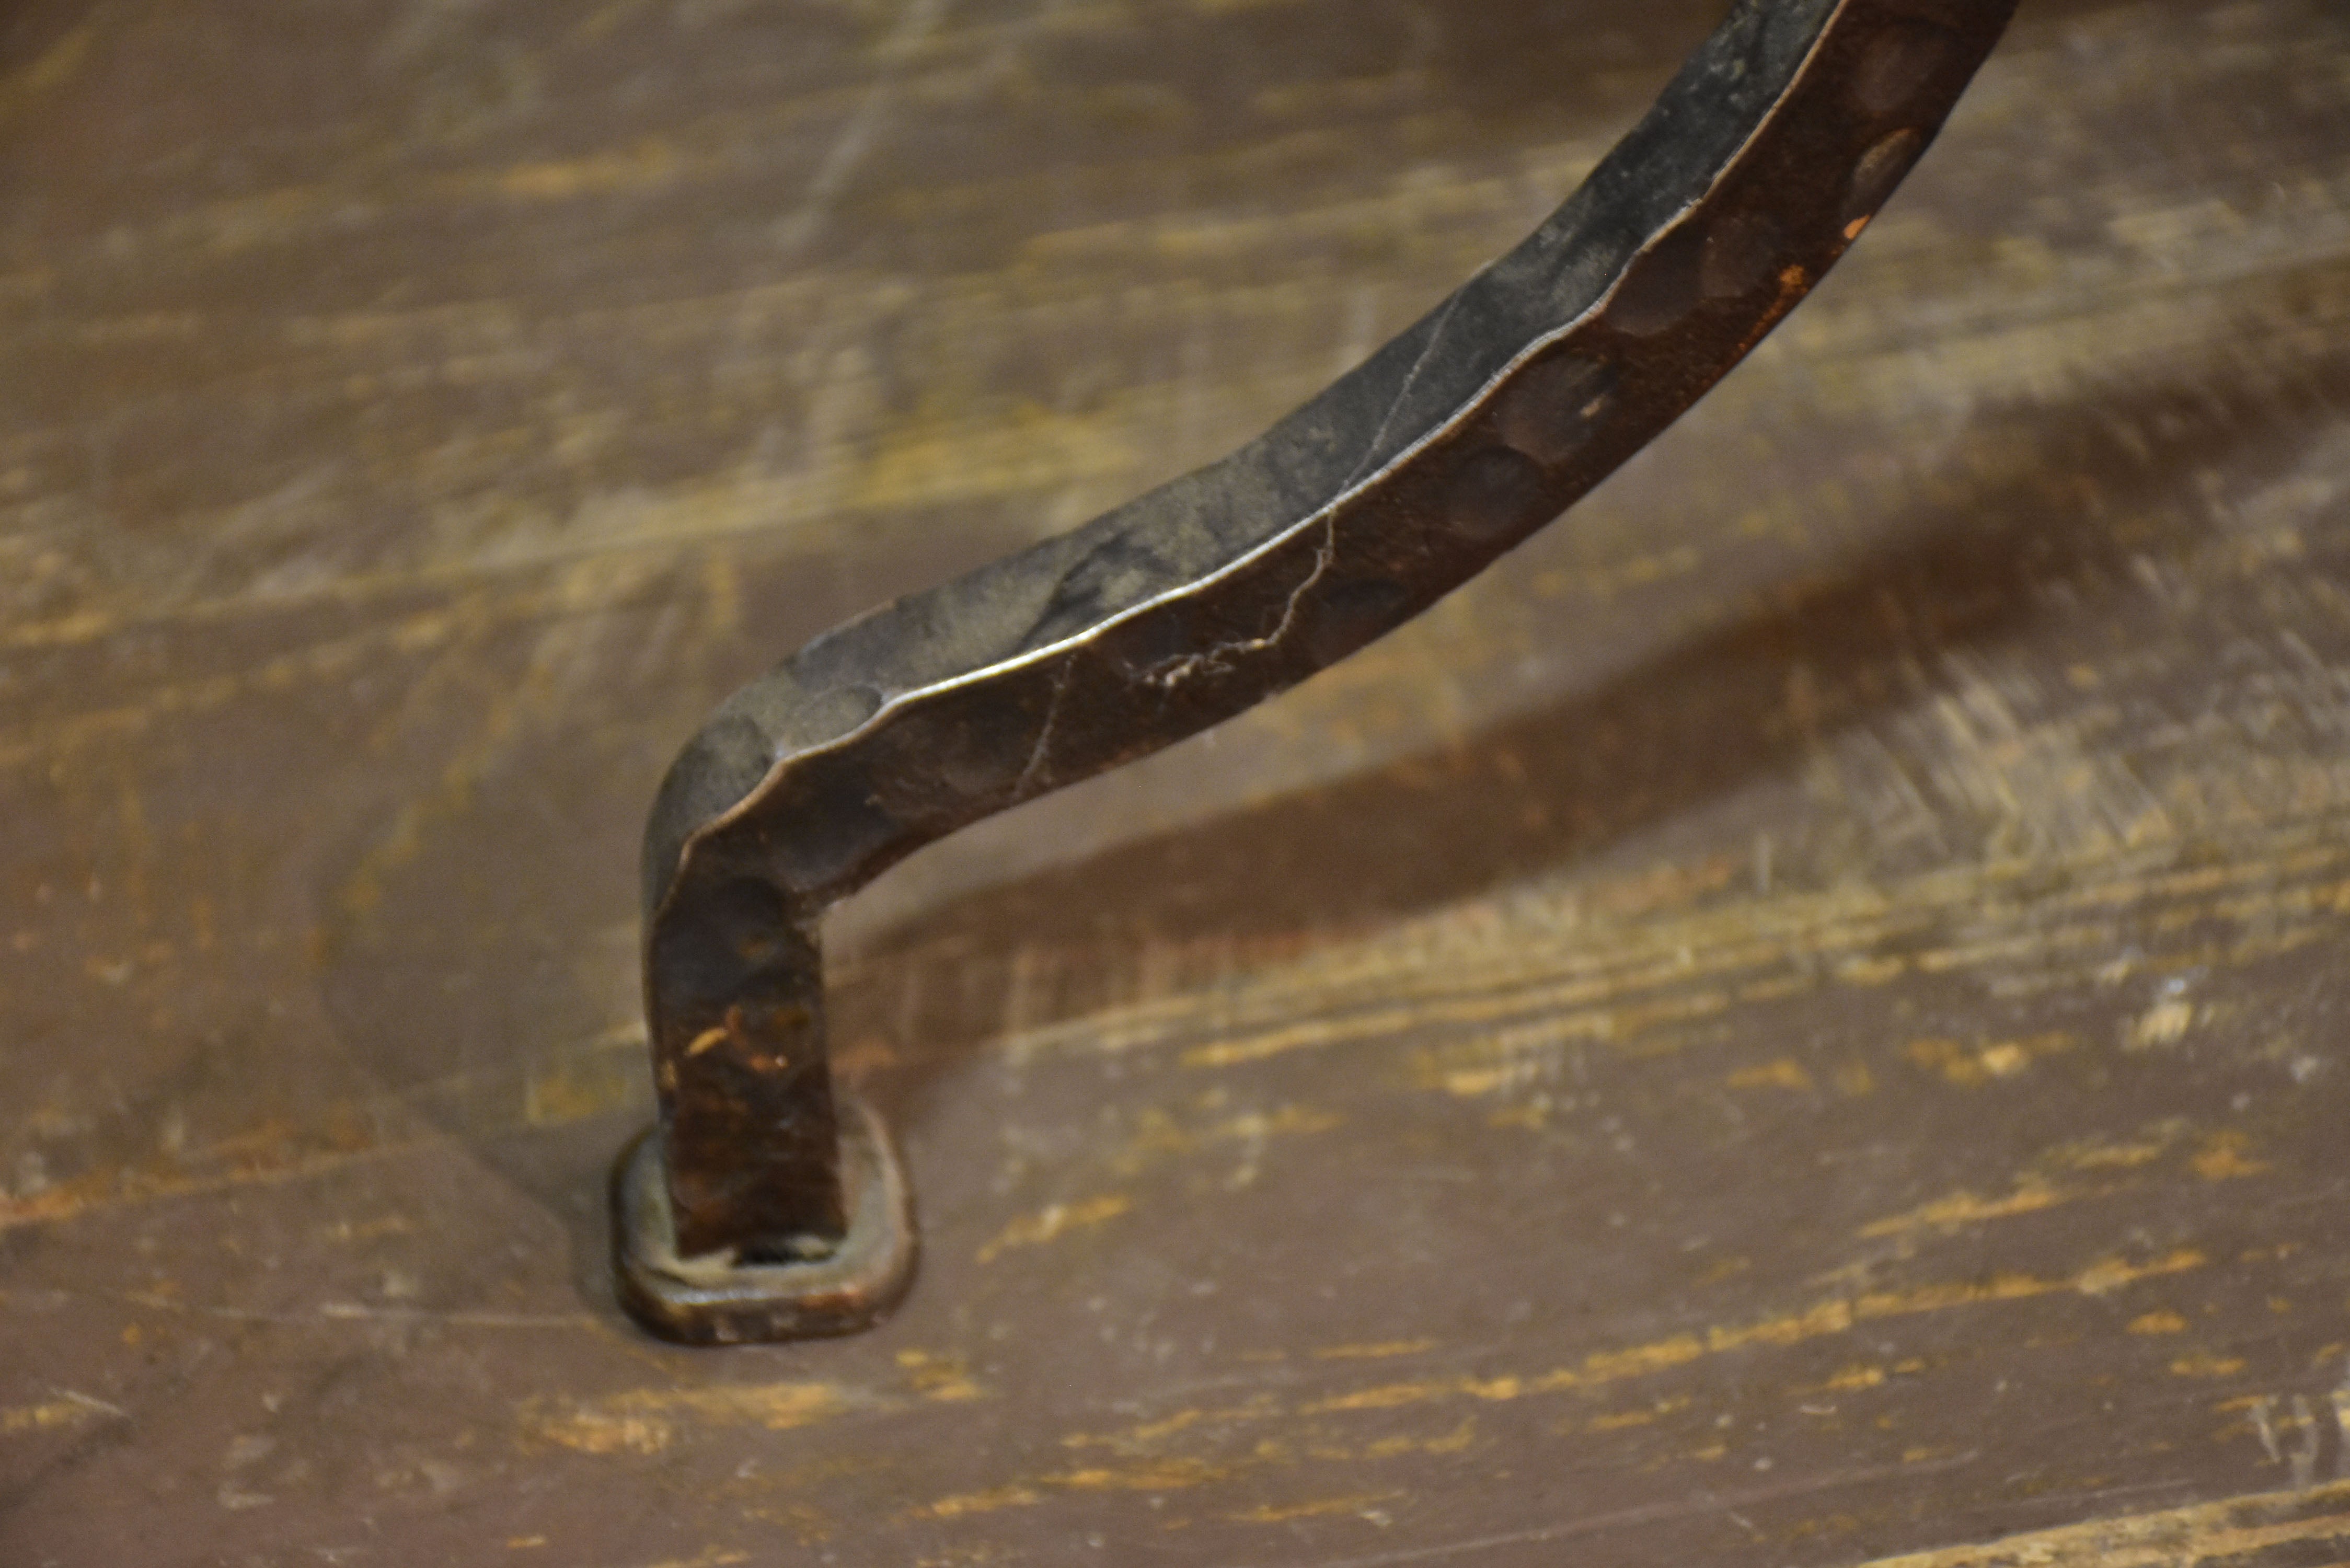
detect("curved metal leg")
(615, 0), (2020, 1343)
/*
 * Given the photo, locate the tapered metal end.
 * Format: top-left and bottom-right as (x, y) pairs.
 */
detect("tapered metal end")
(612, 1095), (918, 1345)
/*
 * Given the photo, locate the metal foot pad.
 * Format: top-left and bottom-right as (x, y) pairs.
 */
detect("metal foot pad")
(612, 1096), (918, 1345)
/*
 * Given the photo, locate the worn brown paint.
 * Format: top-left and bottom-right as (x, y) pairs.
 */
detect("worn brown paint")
(4, 0), (2350, 1562)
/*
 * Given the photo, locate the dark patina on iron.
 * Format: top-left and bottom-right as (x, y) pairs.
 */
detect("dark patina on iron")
(615, 0), (2019, 1344)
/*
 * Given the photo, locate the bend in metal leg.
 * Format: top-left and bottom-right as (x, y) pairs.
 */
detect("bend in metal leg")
(612, 1094), (918, 1345)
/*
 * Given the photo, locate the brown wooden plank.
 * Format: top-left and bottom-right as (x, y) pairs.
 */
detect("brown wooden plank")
(5, 0), (2350, 1561)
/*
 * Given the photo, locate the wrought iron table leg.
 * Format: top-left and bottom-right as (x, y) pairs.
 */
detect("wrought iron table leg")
(614, 0), (2019, 1344)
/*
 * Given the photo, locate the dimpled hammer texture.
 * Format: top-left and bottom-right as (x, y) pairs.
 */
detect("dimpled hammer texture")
(615, 0), (2020, 1343)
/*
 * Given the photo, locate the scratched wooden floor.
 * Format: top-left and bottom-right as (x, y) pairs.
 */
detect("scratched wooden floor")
(5, 0), (2350, 1562)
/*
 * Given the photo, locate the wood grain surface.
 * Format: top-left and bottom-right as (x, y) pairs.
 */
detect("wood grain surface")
(4, 0), (2349, 1562)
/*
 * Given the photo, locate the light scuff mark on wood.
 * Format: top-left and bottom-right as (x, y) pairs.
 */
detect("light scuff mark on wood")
(1853, 1481), (2350, 1568)
(974, 1193), (1133, 1265)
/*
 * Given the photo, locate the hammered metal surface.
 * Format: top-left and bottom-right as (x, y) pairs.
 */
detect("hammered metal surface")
(631, 0), (2010, 1284)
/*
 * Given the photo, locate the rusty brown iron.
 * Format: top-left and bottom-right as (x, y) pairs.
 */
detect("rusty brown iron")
(616, 0), (2020, 1344)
